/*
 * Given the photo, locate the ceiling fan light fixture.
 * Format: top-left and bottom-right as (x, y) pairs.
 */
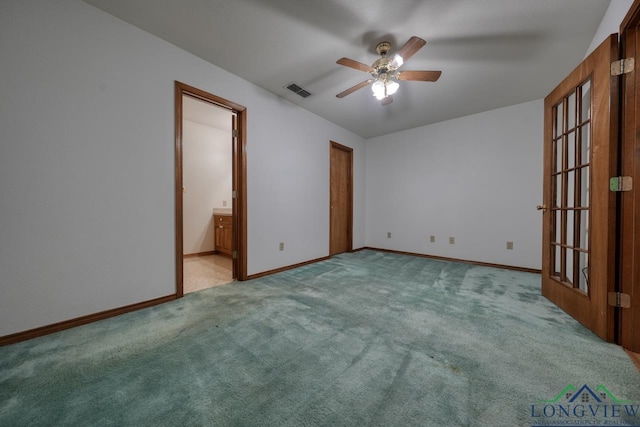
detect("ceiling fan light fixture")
(392, 53), (404, 68)
(386, 79), (399, 95)
(371, 77), (399, 100)
(372, 79), (386, 100)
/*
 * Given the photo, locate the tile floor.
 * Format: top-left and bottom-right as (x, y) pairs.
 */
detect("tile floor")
(183, 254), (233, 294)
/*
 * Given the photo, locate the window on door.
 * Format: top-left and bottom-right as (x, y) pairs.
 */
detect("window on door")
(551, 79), (591, 294)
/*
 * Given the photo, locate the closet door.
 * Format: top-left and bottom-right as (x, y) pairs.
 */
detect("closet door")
(330, 141), (353, 256)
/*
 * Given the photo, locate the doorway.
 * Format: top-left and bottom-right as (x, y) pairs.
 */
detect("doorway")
(175, 82), (248, 297)
(330, 141), (353, 256)
(181, 95), (234, 293)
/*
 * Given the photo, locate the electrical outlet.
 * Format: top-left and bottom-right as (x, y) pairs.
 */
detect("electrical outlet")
(506, 241), (514, 250)
(430, 235), (436, 243)
(449, 237), (455, 245)
(387, 232), (391, 239)
(279, 242), (284, 251)
(222, 200), (227, 207)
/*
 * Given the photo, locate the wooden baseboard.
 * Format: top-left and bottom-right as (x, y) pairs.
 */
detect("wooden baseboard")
(183, 251), (216, 259)
(0, 248), (538, 346)
(245, 247), (540, 281)
(363, 247), (542, 274)
(0, 294), (176, 347)
(626, 349), (640, 372)
(246, 256), (331, 280)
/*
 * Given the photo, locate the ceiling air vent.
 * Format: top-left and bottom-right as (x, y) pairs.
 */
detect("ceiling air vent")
(285, 82), (312, 98)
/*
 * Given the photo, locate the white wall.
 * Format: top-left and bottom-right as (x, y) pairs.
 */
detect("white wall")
(0, 0), (365, 336)
(182, 119), (232, 255)
(586, 0), (633, 57)
(365, 100), (543, 270)
(362, 1), (633, 271)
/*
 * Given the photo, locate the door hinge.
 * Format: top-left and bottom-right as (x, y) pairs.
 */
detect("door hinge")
(232, 250), (237, 260)
(611, 58), (635, 76)
(608, 292), (631, 308)
(609, 176), (633, 192)
(232, 190), (237, 199)
(232, 129), (239, 138)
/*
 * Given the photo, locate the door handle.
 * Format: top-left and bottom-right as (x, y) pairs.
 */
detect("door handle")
(536, 204), (547, 212)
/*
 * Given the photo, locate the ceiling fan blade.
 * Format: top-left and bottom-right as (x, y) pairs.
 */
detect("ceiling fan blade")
(395, 36), (427, 63)
(381, 95), (393, 106)
(336, 80), (372, 98)
(396, 70), (442, 82)
(336, 58), (375, 73)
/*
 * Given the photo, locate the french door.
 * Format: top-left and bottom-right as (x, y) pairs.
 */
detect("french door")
(541, 35), (618, 341)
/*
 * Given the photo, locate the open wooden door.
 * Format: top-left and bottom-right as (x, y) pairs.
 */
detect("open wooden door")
(541, 35), (619, 342)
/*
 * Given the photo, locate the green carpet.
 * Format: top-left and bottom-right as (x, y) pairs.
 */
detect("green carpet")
(1, 250), (639, 426)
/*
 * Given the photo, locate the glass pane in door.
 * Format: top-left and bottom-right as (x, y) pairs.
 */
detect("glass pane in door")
(578, 252), (589, 293)
(556, 101), (563, 137)
(567, 209), (574, 251)
(549, 78), (592, 290)
(556, 140), (563, 173)
(580, 80), (591, 122)
(567, 171), (575, 208)
(568, 92), (576, 129)
(579, 210), (589, 251)
(579, 124), (590, 165)
(568, 131), (576, 170)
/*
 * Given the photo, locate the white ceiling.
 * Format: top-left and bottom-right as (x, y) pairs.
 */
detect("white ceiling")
(84, 0), (611, 139)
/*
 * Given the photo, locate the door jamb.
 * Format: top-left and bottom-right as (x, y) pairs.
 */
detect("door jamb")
(174, 81), (248, 297)
(618, 0), (640, 352)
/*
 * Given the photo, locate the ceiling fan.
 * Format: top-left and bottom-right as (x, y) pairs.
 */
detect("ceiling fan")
(336, 36), (441, 105)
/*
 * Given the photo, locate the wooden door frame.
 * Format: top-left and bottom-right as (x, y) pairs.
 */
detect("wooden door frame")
(174, 81), (248, 297)
(619, 0), (640, 353)
(329, 141), (353, 255)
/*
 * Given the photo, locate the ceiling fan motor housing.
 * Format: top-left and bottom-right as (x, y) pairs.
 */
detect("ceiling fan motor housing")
(373, 41), (400, 75)
(376, 41), (391, 56)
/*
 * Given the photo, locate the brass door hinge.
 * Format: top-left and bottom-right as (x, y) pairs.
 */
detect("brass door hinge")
(608, 292), (631, 308)
(611, 58), (635, 76)
(232, 190), (237, 199)
(232, 129), (239, 138)
(232, 250), (237, 260)
(609, 176), (633, 192)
